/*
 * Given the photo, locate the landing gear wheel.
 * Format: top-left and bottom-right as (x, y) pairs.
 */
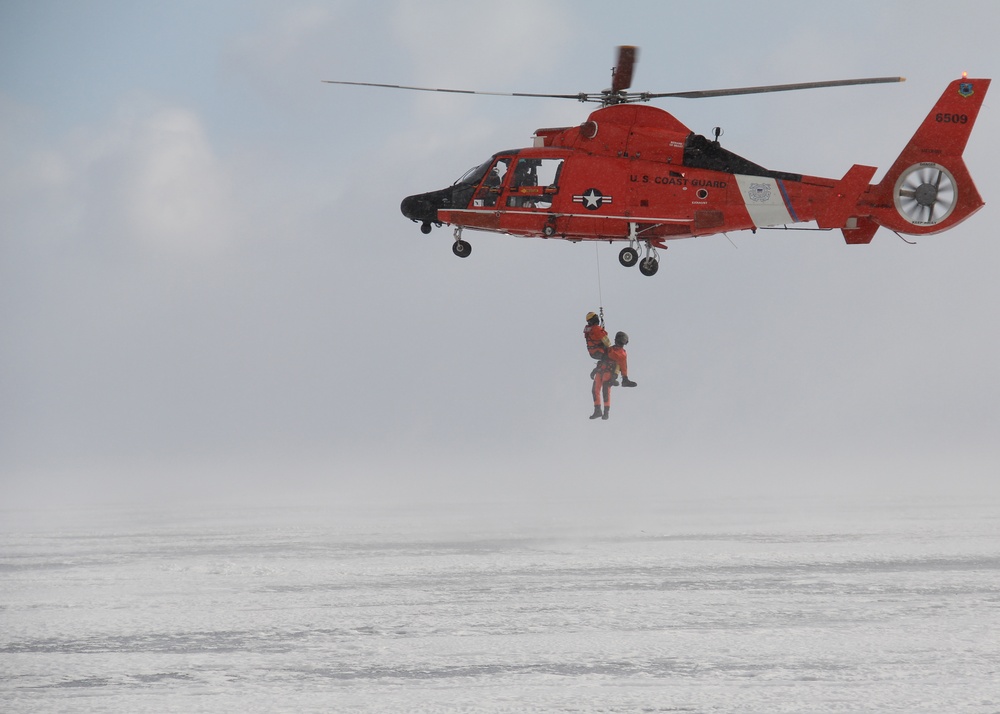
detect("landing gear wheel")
(619, 247), (639, 267)
(639, 256), (659, 276)
(452, 240), (472, 258)
(420, 222), (432, 234)
(543, 224), (556, 237)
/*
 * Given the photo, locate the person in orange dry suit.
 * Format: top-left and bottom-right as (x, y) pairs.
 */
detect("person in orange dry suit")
(589, 330), (636, 420)
(584, 311), (609, 361)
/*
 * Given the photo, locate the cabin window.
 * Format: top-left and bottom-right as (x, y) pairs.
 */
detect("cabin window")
(506, 158), (563, 209)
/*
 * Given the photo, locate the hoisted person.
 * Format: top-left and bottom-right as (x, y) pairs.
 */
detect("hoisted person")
(584, 311), (609, 360)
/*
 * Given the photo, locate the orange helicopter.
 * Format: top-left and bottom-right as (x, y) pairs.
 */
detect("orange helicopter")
(326, 47), (989, 276)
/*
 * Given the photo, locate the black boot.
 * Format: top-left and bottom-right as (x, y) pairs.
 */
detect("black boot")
(602, 406), (610, 420)
(589, 405), (603, 420)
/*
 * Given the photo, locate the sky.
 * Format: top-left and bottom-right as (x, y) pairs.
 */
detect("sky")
(2, 0), (999, 513)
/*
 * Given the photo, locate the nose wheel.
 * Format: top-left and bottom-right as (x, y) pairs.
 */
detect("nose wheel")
(451, 227), (472, 258)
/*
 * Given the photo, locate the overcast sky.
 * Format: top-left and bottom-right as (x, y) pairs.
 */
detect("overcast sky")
(2, 0), (998, 513)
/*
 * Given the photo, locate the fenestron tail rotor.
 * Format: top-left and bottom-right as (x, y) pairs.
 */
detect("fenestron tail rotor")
(324, 45), (904, 108)
(893, 163), (958, 226)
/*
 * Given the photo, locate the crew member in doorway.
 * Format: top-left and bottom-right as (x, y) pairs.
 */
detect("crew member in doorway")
(590, 331), (637, 420)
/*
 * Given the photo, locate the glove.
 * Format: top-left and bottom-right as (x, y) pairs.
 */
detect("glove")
(622, 377), (637, 387)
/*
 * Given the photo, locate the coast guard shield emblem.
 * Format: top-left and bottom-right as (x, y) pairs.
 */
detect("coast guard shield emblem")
(959, 82), (974, 98)
(747, 183), (771, 202)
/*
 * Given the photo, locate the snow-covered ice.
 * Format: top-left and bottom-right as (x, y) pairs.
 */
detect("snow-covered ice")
(2, 496), (998, 713)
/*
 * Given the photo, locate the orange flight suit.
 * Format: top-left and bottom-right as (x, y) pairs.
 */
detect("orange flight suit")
(584, 323), (610, 360)
(592, 345), (629, 410)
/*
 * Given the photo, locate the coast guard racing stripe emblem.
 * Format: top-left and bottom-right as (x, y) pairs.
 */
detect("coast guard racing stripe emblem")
(574, 188), (612, 210)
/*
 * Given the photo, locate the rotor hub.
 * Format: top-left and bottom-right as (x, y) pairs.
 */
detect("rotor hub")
(914, 182), (939, 207)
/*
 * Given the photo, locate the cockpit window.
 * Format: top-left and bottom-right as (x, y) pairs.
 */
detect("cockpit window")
(463, 155), (564, 210)
(470, 157), (512, 208)
(454, 160), (492, 186)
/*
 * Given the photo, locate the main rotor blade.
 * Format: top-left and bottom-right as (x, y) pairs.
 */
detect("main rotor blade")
(611, 45), (638, 95)
(324, 75), (905, 105)
(642, 76), (905, 100)
(322, 80), (587, 101)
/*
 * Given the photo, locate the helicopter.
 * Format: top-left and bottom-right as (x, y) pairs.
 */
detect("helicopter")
(325, 47), (990, 276)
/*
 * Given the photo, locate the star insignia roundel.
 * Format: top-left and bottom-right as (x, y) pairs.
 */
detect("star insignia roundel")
(573, 188), (613, 211)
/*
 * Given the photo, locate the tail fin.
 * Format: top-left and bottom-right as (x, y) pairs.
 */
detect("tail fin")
(862, 77), (990, 238)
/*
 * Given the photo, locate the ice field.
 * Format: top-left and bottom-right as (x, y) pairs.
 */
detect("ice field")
(2, 496), (999, 713)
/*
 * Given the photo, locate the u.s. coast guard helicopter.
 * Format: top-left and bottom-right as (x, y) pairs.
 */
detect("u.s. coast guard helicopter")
(326, 47), (989, 276)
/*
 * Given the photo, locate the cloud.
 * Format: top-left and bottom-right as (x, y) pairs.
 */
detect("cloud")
(225, 2), (339, 85)
(389, 1), (574, 86)
(120, 106), (238, 257)
(2, 97), (239, 260)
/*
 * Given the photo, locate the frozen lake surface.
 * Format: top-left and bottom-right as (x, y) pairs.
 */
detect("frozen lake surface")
(2, 496), (999, 712)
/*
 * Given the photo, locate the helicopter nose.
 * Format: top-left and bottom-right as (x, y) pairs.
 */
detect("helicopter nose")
(400, 193), (435, 223)
(401, 185), (458, 226)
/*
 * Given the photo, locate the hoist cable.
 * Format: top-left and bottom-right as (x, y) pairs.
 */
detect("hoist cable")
(595, 243), (605, 327)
